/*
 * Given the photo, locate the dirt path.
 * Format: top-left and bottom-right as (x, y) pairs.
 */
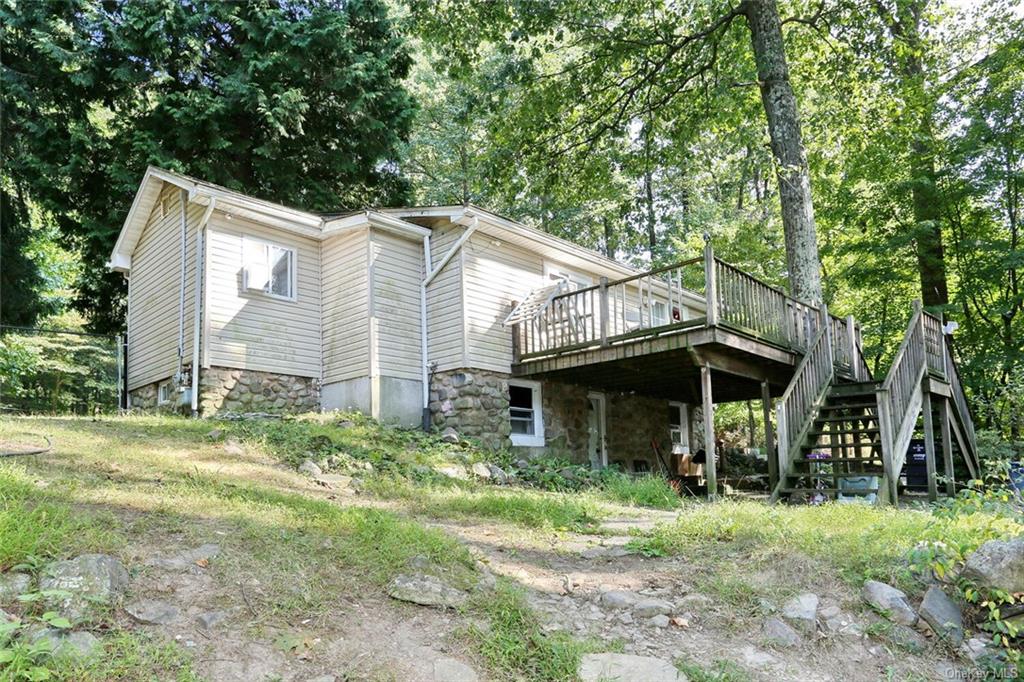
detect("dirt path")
(431, 507), (962, 682)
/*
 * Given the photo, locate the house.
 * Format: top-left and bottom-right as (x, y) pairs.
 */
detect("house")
(110, 167), (979, 503)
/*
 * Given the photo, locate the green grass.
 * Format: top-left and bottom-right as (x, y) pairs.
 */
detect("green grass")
(469, 580), (602, 680)
(675, 657), (752, 682)
(596, 474), (680, 510)
(366, 475), (604, 530)
(628, 499), (1024, 591)
(58, 631), (202, 681)
(0, 466), (116, 570)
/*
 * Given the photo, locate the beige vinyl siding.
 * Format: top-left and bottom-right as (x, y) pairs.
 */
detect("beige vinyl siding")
(205, 212), (321, 378)
(128, 185), (198, 390)
(322, 228), (370, 382)
(462, 231), (546, 372)
(425, 223), (466, 370)
(370, 228), (423, 381)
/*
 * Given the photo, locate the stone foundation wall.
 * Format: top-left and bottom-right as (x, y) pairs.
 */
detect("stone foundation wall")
(606, 393), (673, 473)
(539, 381), (590, 463)
(128, 380), (178, 413)
(430, 369), (511, 450)
(199, 367), (319, 416)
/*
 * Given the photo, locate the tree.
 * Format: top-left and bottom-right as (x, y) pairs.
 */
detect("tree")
(409, 0), (825, 303)
(2, 0), (416, 332)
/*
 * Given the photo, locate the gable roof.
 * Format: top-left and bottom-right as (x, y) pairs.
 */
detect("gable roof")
(108, 168), (643, 283)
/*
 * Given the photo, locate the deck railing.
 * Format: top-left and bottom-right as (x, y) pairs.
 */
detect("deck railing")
(515, 257), (706, 360)
(943, 335), (978, 467)
(875, 303), (928, 501)
(512, 238), (866, 379)
(774, 308), (835, 486)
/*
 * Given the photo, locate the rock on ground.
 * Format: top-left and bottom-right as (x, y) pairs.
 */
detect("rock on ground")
(125, 599), (180, 625)
(29, 628), (102, 660)
(763, 616), (802, 648)
(40, 554), (129, 620)
(0, 572), (31, 600)
(781, 593), (819, 636)
(471, 462), (491, 479)
(298, 459), (323, 477)
(861, 580), (917, 626)
(889, 624), (928, 654)
(432, 656), (479, 682)
(196, 610), (228, 629)
(440, 427), (460, 444)
(634, 598), (673, 618)
(386, 574), (468, 609)
(578, 653), (687, 682)
(918, 586), (964, 646)
(145, 544), (221, 572)
(599, 590), (638, 609)
(962, 537), (1024, 593)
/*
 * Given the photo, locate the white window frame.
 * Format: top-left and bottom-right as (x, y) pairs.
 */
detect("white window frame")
(157, 380), (173, 406)
(508, 379), (545, 447)
(669, 401), (690, 452)
(543, 262), (593, 291)
(242, 235), (297, 302)
(652, 299), (669, 327)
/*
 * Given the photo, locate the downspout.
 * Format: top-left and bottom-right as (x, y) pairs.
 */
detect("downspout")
(420, 234), (432, 431)
(190, 198), (217, 417)
(419, 215), (479, 431)
(176, 189), (188, 391)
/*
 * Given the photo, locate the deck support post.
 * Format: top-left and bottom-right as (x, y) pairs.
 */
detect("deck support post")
(939, 396), (956, 497)
(922, 391), (938, 502)
(845, 315), (858, 379)
(761, 380), (777, 490)
(599, 277), (609, 346)
(701, 363), (717, 500)
(703, 236), (718, 326)
(875, 385), (897, 506)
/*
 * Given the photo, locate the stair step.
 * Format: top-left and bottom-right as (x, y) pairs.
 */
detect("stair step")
(790, 471), (885, 478)
(815, 415), (878, 423)
(808, 427), (880, 437)
(780, 487), (880, 495)
(820, 402), (878, 411)
(794, 456), (883, 464)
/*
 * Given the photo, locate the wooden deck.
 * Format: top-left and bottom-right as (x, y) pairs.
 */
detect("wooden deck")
(506, 239), (978, 505)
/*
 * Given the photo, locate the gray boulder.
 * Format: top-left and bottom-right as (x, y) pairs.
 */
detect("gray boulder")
(599, 590), (638, 609)
(29, 628), (102, 660)
(0, 572), (31, 601)
(298, 459), (323, 477)
(145, 543), (221, 572)
(487, 465), (508, 485)
(40, 554), (129, 620)
(647, 614), (670, 628)
(440, 427), (460, 444)
(196, 610), (228, 629)
(633, 598), (673, 618)
(918, 586), (964, 646)
(471, 462), (491, 479)
(386, 574), (468, 609)
(125, 599), (180, 625)
(889, 624), (928, 654)
(578, 653), (686, 682)
(862, 580), (917, 626)
(781, 593), (819, 636)
(763, 617), (802, 647)
(962, 537), (1024, 593)
(437, 465), (469, 480)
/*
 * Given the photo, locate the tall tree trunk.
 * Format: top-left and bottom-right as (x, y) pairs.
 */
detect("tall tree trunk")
(603, 216), (617, 258)
(740, 0), (824, 306)
(642, 121), (657, 253)
(878, 0), (949, 307)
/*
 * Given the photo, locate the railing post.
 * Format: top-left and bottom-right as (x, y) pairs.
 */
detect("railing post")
(775, 402), (788, 482)
(510, 301), (521, 363)
(821, 303), (833, 366)
(846, 315), (857, 379)
(599, 277), (609, 347)
(875, 385), (897, 506)
(762, 381), (778, 490)
(703, 235), (718, 326)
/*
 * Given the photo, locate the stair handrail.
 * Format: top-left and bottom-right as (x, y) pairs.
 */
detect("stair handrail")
(876, 302), (928, 501)
(773, 305), (835, 498)
(942, 334), (980, 470)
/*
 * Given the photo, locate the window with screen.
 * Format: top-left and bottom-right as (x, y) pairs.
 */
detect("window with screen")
(508, 380), (544, 446)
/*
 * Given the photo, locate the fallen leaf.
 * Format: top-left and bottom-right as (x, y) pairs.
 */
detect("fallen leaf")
(670, 616), (689, 628)
(195, 558), (209, 568)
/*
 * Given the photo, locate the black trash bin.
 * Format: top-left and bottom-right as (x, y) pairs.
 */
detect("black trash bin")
(903, 439), (928, 490)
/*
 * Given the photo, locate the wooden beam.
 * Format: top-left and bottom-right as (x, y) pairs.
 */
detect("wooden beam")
(701, 363), (717, 499)
(939, 397), (956, 497)
(922, 391), (938, 502)
(762, 380), (777, 490)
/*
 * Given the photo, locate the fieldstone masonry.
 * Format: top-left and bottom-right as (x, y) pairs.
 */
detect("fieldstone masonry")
(430, 370), (511, 450)
(606, 393), (673, 472)
(199, 367), (318, 415)
(540, 381), (590, 461)
(128, 382), (162, 411)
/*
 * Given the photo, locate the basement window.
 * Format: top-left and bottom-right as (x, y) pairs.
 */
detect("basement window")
(509, 379), (544, 447)
(157, 381), (173, 405)
(243, 236), (296, 300)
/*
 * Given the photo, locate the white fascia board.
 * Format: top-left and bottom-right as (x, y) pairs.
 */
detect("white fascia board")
(322, 211), (431, 241)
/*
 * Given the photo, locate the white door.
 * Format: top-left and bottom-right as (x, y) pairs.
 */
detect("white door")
(587, 392), (607, 468)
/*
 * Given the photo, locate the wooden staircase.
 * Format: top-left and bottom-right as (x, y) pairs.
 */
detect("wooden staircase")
(771, 302), (979, 506)
(778, 381), (887, 502)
